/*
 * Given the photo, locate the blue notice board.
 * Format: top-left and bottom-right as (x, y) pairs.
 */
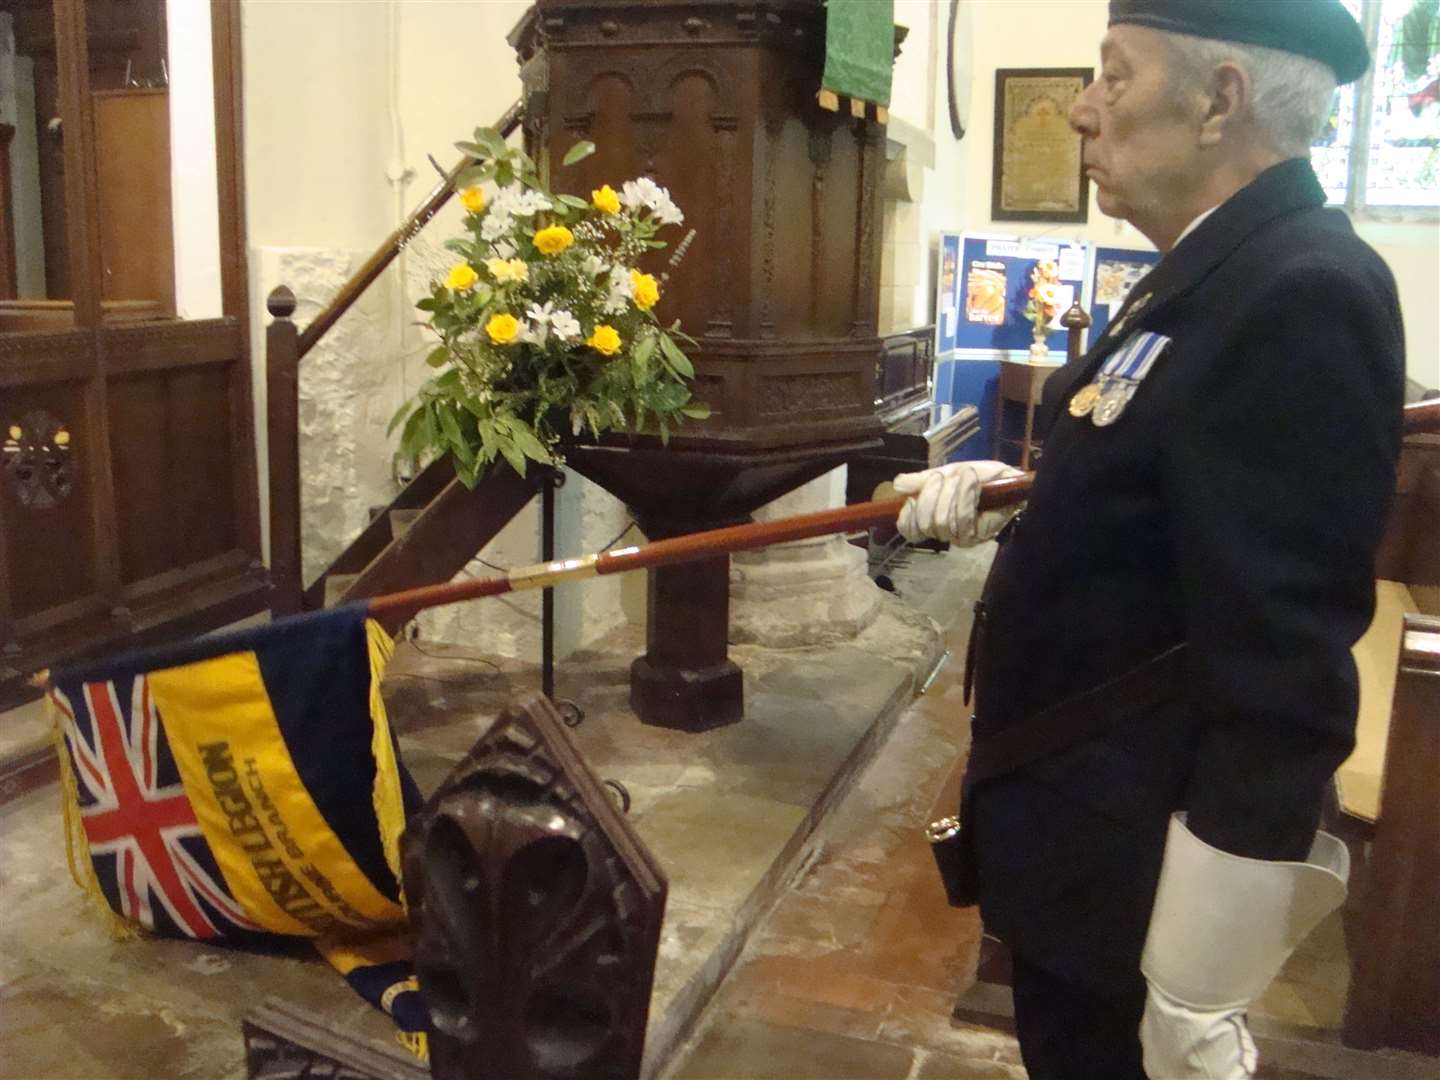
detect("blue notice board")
(1088, 244), (1162, 343)
(935, 232), (1092, 361)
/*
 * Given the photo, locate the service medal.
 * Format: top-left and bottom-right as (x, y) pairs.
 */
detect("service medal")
(1069, 383), (1102, 417)
(1092, 382), (1132, 427)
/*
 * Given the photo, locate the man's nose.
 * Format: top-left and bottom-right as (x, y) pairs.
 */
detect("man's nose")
(1070, 85), (1099, 137)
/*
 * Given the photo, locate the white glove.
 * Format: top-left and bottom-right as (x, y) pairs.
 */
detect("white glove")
(1142, 986), (1257, 1079)
(893, 461), (1025, 546)
(1140, 814), (1349, 1080)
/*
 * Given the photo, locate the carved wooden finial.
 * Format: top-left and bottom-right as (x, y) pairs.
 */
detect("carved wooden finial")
(267, 285), (297, 319)
(1062, 300), (1092, 363)
(1060, 299), (1091, 329)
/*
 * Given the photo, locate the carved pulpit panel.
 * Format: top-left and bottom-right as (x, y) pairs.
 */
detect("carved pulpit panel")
(402, 696), (667, 1080)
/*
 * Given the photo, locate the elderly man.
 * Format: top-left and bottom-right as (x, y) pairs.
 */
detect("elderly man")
(897, 2), (1404, 1077)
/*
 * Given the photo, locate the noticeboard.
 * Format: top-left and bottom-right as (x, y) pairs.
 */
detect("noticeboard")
(935, 232), (1092, 360)
(1088, 244), (1162, 342)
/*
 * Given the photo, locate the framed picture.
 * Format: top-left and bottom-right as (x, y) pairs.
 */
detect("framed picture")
(991, 67), (1093, 223)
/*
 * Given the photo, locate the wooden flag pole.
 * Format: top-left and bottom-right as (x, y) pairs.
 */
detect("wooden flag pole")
(367, 396), (1440, 625)
(364, 473), (1037, 625)
(1403, 397), (1440, 435)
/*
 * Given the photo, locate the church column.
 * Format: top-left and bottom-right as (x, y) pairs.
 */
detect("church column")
(728, 467), (882, 649)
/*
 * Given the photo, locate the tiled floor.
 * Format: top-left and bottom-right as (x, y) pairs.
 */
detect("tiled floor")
(666, 641), (1031, 1080)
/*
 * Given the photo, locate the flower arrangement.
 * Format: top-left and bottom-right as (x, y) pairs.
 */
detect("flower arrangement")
(1023, 259), (1062, 347)
(390, 127), (708, 486)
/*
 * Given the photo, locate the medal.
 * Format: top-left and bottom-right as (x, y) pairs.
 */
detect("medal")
(1069, 383), (1102, 417)
(1092, 381), (1133, 427)
(1087, 329), (1172, 428)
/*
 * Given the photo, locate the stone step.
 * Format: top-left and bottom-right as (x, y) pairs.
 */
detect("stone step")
(323, 573), (361, 608)
(388, 508), (423, 540)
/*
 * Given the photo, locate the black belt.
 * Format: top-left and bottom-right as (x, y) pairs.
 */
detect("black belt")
(966, 642), (1190, 787)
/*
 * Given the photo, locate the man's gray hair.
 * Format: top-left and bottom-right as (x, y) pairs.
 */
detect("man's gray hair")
(1163, 32), (1338, 156)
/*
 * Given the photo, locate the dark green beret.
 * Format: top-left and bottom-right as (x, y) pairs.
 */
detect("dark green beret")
(1109, 0), (1371, 83)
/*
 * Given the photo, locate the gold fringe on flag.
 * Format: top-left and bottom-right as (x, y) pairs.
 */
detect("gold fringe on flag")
(365, 620), (408, 891)
(397, 1029), (429, 1063)
(48, 692), (138, 942)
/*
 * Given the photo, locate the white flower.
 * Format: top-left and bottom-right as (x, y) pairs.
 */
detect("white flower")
(619, 176), (683, 225)
(581, 253), (608, 278)
(523, 301), (555, 347)
(522, 302), (582, 346)
(550, 309), (581, 341)
(490, 183), (552, 218)
(602, 265), (635, 314)
(481, 213), (512, 242)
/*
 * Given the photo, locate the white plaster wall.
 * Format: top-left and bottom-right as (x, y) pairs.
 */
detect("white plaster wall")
(243, 0), (634, 657)
(167, 0), (223, 320)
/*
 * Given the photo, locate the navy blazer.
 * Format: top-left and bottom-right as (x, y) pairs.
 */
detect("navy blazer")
(968, 159), (1405, 993)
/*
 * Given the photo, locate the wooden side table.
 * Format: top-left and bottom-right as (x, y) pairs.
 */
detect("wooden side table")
(994, 358), (1060, 469)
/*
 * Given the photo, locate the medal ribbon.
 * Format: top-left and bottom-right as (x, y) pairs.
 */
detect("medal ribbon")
(1099, 331), (1171, 382)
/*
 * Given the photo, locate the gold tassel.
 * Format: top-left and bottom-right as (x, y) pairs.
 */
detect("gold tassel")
(396, 1029), (430, 1063)
(48, 691), (138, 942)
(365, 620), (408, 894)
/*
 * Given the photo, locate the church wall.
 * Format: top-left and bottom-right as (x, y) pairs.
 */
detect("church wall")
(952, 0), (1438, 390)
(241, 0), (639, 659)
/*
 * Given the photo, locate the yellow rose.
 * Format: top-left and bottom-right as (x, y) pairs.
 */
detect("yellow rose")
(586, 324), (622, 356)
(629, 270), (660, 311)
(445, 263), (478, 291)
(459, 186), (486, 213)
(592, 184), (621, 215)
(484, 257), (529, 283)
(533, 224), (575, 256)
(54, 429), (71, 447)
(486, 313), (521, 345)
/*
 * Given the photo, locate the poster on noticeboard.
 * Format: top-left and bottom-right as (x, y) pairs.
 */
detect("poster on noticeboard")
(934, 232), (1091, 360)
(1088, 245), (1162, 342)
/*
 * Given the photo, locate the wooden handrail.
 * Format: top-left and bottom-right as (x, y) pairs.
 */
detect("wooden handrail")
(295, 99), (524, 360)
(266, 100), (524, 613)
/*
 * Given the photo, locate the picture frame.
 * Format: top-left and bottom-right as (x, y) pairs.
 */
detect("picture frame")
(991, 67), (1093, 223)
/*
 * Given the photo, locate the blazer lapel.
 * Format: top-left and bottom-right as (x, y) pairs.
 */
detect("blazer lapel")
(1035, 159), (1326, 436)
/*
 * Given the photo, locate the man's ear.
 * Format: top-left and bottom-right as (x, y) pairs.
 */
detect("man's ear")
(1198, 61), (1249, 148)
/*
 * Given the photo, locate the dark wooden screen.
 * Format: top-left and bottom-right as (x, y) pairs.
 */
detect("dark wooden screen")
(0, 0), (262, 700)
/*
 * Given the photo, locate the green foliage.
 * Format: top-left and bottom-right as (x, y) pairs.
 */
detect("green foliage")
(393, 129), (706, 486)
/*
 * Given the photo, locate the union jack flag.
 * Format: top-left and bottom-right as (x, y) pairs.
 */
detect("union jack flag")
(50, 676), (262, 939)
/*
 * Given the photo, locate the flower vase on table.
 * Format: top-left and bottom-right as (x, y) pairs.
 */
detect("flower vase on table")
(391, 126), (709, 486)
(1024, 258), (1063, 363)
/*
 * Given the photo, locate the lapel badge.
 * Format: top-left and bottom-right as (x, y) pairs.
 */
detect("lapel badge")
(1106, 291), (1153, 338)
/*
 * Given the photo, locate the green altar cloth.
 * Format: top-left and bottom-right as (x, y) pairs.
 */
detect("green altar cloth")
(822, 0), (895, 107)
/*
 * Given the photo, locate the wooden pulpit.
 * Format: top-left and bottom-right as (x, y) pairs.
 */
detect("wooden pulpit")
(509, 0), (891, 731)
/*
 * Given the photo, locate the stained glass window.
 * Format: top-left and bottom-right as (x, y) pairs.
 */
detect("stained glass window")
(1312, 0), (1365, 203)
(1368, 0), (1440, 206)
(1310, 0), (1440, 209)
(1312, 84), (1358, 203)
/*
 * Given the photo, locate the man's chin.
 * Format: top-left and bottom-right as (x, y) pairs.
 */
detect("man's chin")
(1095, 188), (1131, 223)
